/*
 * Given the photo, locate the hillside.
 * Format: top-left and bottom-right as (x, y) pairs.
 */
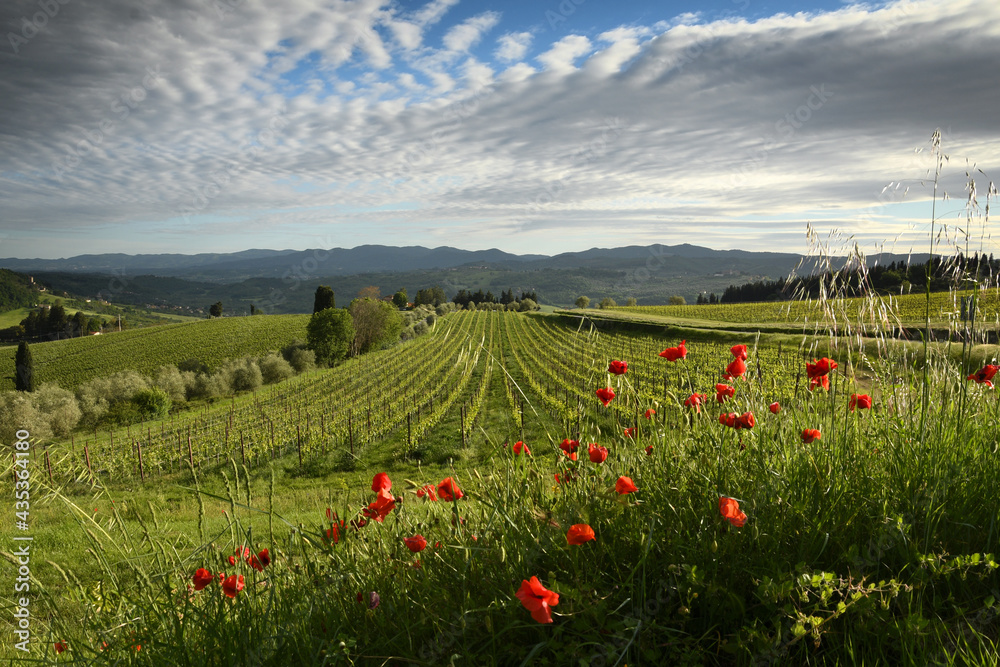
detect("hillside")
(0, 314), (309, 391)
(0, 267), (40, 311)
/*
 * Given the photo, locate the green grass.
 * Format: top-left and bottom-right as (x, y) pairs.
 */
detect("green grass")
(610, 287), (1000, 330)
(0, 314), (309, 391)
(5, 310), (1000, 665)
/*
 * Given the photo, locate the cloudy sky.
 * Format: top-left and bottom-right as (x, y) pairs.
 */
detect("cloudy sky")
(1, 0), (998, 260)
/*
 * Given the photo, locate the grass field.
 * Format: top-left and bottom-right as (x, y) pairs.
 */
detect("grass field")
(0, 314), (310, 391)
(4, 306), (999, 665)
(609, 288), (1000, 332)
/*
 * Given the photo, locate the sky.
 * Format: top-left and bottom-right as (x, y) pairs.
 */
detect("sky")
(1, 0), (998, 260)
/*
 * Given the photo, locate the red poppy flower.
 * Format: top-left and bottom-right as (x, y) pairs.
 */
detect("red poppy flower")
(967, 364), (999, 388)
(644, 408), (655, 419)
(363, 488), (397, 522)
(565, 450), (578, 460)
(404, 535), (427, 553)
(736, 411), (755, 429)
(595, 387), (616, 406)
(327, 520), (345, 543)
(588, 443), (608, 463)
(615, 476), (638, 494)
(806, 357), (838, 378)
(769, 402), (780, 414)
(351, 517), (368, 530)
(719, 496), (747, 528)
(193, 568), (215, 591)
(730, 344), (748, 360)
(809, 375), (830, 392)
(248, 548), (270, 571)
(725, 357), (747, 380)
(645, 445), (654, 456)
(566, 524), (596, 545)
(416, 484), (438, 501)
(371, 472), (392, 493)
(684, 393), (708, 412)
(623, 427), (636, 439)
(516, 576), (560, 624)
(227, 545), (251, 566)
(719, 412), (738, 428)
(54, 641), (68, 654)
(849, 394), (873, 411)
(512, 441), (531, 456)
(715, 383), (735, 403)
(608, 360), (628, 375)
(659, 340), (687, 361)
(438, 477), (463, 502)
(221, 574), (244, 598)
(559, 438), (579, 454)
(801, 428), (822, 443)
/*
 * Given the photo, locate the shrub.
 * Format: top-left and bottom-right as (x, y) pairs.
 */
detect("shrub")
(413, 320), (429, 337)
(518, 298), (538, 312)
(259, 353), (294, 384)
(131, 387), (172, 421)
(287, 348), (316, 373)
(0, 391), (51, 444)
(32, 383), (81, 437)
(154, 366), (189, 403)
(227, 359), (263, 393)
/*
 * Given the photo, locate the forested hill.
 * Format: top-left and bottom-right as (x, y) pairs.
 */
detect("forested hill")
(0, 268), (40, 311)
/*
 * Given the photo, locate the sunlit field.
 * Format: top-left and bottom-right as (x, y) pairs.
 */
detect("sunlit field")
(5, 300), (999, 665)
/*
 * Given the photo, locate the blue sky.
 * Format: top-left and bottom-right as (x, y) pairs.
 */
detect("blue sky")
(0, 0), (998, 260)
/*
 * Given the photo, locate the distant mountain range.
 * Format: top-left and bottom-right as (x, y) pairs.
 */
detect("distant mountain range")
(0, 244), (932, 311)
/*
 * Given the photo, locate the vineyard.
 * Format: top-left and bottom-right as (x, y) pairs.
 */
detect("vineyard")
(0, 314), (310, 391)
(8, 308), (1000, 665)
(612, 287), (1000, 333)
(40, 310), (837, 483)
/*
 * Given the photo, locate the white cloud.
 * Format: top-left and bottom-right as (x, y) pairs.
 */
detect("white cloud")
(443, 11), (501, 52)
(495, 31), (533, 62)
(2, 0), (1000, 259)
(536, 35), (592, 73)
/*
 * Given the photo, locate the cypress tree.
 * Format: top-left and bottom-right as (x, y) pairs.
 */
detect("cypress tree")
(15, 340), (34, 392)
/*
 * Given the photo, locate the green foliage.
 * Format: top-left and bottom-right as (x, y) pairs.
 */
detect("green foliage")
(392, 288), (408, 309)
(209, 301), (223, 318)
(668, 295), (687, 306)
(0, 268), (39, 311)
(599, 297), (617, 309)
(313, 285), (336, 313)
(0, 390), (50, 443)
(0, 314), (310, 392)
(15, 340), (33, 391)
(259, 352), (294, 384)
(32, 383), (81, 436)
(348, 297), (403, 356)
(307, 308), (354, 366)
(131, 387), (173, 421)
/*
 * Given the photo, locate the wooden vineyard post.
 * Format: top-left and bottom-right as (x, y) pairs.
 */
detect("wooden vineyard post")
(45, 449), (53, 482)
(407, 412), (411, 450)
(187, 426), (194, 470)
(297, 425), (302, 467)
(84, 444), (94, 480)
(240, 432), (246, 467)
(367, 407), (371, 440)
(349, 410), (354, 456)
(137, 439), (145, 482)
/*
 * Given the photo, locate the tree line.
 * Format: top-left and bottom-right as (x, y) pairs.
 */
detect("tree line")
(720, 253), (1000, 304)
